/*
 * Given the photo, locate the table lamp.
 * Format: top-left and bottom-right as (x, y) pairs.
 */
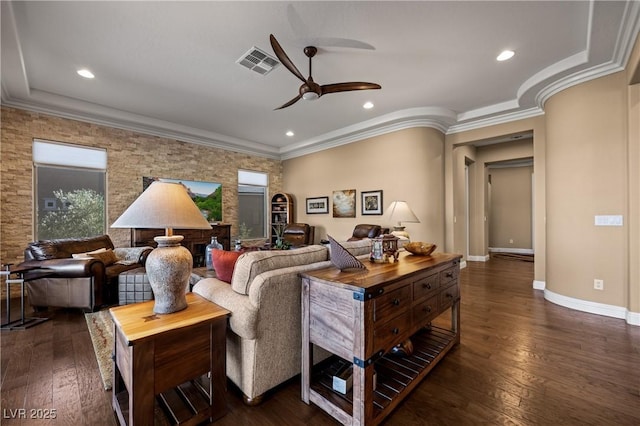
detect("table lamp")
(387, 200), (420, 239)
(111, 181), (211, 314)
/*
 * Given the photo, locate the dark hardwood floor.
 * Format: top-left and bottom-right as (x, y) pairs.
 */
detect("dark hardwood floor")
(1, 257), (638, 425)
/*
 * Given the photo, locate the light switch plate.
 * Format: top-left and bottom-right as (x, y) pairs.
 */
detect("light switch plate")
(594, 215), (623, 226)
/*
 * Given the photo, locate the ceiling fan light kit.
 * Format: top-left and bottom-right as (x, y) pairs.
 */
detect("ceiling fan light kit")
(269, 34), (381, 110)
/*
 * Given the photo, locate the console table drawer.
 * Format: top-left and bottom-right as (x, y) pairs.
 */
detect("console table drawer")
(413, 273), (439, 301)
(440, 264), (459, 286)
(374, 285), (411, 322)
(412, 294), (439, 327)
(373, 311), (412, 352)
(439, 282), (459, 310)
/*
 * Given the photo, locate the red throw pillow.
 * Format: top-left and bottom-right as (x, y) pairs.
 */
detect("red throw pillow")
(211, 249), (242, 283)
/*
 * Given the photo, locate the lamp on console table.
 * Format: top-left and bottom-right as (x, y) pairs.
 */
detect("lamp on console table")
(387, 200), (420, 241)
(111, 181), (211, 314)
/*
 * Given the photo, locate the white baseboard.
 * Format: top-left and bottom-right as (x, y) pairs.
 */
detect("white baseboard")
(544, 289), (640, 326)
(533, 280), (545, 290)
(627, 310), (640, 326)
(467, 255), (490, 262)
(489, 247), (534, 254)
(460, 260), (467, 269)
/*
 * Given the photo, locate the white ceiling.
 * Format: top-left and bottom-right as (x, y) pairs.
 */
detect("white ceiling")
(2, 1), (639, 159)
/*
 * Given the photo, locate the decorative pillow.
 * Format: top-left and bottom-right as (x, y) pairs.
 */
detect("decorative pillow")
(72, 248), (118, 266)
(212, 249), (242, 283)
(327, 235), (367, 271)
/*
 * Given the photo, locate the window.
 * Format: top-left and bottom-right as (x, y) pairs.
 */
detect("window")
(237, 170), (268, 240)
(33, 140), (107, 240)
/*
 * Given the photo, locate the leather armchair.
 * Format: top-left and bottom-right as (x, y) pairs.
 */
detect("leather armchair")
(283, 223), (315, 247)
(18, 235), (152, 311)
(348, 224), (383, 241)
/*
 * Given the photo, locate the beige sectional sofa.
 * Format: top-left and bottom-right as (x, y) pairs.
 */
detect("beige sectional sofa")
(192, 239), (372, 404)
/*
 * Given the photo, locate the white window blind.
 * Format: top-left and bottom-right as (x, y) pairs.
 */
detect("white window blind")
(238, 170), (268, 186)
(33, 139), (106, 170)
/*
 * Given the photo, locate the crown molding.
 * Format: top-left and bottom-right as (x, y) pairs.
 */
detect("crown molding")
(2, 91), (282, 160)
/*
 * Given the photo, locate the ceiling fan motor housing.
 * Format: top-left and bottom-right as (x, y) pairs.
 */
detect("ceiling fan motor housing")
(300, 77), (321, 100)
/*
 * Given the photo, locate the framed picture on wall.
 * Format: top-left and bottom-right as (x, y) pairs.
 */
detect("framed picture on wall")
(306, 196), (329, 214)
(333, 189), (356, 218)
(361, 190), (383, 215)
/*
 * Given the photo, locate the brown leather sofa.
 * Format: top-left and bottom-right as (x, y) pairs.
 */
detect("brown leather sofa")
(348, 224), (384, 241)
(283, 223), (315, 247)
(18, 235), (152, 311)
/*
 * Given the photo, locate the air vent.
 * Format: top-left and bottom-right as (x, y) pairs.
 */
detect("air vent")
(236, 46), (279, 75)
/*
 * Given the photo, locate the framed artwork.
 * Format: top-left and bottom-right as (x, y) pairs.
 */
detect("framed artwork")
(333, 189), (356, 218)
(361, 190), (383, 215)
(143, 176), (222, 222)
(306, 196), (329, 214)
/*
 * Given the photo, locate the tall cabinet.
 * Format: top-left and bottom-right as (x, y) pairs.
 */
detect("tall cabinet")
(270, 193), (294, 246)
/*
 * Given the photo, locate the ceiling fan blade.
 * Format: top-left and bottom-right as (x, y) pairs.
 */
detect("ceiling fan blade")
(320, 82), (381, 95)
(270, 34), (306, 84)
(275, 94), (303, 110)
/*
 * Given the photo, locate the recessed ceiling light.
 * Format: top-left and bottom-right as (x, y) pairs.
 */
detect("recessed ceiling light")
(77, 68), (95, 79)
(286, 130), (294, 137)
(496, 50), (515, 62)
(363, 102), (374, 109)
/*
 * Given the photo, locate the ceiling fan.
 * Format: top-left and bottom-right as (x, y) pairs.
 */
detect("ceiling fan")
(269, 34), (381, 110)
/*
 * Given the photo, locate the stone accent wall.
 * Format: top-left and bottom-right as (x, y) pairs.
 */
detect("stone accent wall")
(0, 107), (283, 269)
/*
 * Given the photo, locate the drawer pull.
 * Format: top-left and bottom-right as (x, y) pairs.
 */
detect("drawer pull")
(446, 292), (453, 299)
(445, 272), (454, 278)
(393, 298), (400, 306)
(423, 305), (432, 313)
(423, 283), (432, 290)
(392, 327), (399, 335)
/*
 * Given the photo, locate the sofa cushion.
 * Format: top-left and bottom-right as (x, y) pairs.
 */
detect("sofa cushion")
(231, 245), (328, 295)
(327, 238), (372, 258)
(72, 248), (118, 266)
(212, 249), (242, 283)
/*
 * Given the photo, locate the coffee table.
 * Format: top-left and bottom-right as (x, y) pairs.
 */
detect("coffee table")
(110, 293), (230, 425)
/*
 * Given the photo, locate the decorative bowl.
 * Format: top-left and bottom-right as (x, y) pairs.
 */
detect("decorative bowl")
(404, 242), (437, 256)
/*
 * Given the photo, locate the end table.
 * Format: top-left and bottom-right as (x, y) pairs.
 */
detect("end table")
(1, 264), (50, 331)
(110, 293), (230, 426)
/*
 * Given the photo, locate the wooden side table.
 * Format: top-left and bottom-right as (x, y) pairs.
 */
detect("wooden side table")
(110, 293), (230, 426)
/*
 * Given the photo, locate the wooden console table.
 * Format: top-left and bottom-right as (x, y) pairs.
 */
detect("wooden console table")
(300, 252), (461, 425)
(131, 224), (231, 267)
(110, 293), (230, 426)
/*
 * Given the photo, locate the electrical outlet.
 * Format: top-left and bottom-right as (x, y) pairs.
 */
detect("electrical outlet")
(509, 239), (514, 244)
(594, 279), (604, 290)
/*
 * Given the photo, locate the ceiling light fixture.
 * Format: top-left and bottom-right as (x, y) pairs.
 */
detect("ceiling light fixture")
(286, 130), (294, 137)
(77, 68), (95, 79)
(363, 102), (374, 109)
(496, 50), (515, 61)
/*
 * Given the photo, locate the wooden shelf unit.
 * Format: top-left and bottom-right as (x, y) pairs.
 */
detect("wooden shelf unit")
(270, 193), (294, 246)
(300, 252), (462, 426)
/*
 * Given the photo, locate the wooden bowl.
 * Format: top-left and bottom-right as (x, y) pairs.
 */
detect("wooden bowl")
(404, 242), (436, 256)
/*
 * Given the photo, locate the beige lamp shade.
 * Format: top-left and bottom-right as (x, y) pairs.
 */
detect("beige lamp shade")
(387, 200), (420, 230)
(111, 181), (211, 234)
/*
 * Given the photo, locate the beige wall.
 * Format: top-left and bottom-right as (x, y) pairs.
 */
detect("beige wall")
(546, 71), (630, 307)
(488, 166), (533, 249)
(282, 127), (446, 248)
(0, 107), (282, 265)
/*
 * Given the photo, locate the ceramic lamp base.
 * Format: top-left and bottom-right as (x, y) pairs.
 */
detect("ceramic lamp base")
(146, 235), (192, 314)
